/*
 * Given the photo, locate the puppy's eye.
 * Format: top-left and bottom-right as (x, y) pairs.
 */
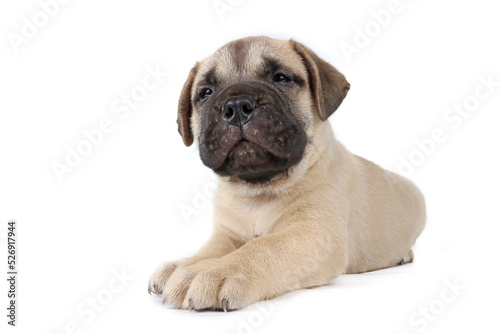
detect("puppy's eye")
(273, 73), (291, 83)
(199, 88), (213, 99)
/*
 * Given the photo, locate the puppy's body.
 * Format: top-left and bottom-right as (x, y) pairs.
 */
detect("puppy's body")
(149, 36), (426, 311)
(214, 122), (425, 277)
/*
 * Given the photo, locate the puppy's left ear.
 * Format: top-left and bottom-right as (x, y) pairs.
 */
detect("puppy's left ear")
(291, 41), (350, 120)
(177, 63), (200, 146)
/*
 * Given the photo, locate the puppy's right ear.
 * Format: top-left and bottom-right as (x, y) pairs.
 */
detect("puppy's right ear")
(177, 63), (200, 146)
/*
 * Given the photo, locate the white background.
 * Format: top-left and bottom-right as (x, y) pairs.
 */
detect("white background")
(1, 0), (499, 333)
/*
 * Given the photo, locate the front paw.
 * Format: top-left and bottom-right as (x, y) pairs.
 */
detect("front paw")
(162, 259), (252, 311)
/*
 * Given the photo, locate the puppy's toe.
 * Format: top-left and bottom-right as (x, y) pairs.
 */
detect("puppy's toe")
(182, 272), (222, 310)
(400, 249), (414, 265)
(163, 267), (196, 307)
(218, 276), (251, 311)
(148, 261), (178, 295)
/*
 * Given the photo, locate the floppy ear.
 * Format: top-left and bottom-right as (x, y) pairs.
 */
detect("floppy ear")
(291, 41), (350, 120)
(177, 63), (200, 146)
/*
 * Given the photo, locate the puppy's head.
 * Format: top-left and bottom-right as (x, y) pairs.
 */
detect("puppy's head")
(177, 36), (349, 191)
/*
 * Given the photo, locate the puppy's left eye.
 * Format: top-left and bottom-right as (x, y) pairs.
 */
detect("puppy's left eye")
(273, 73), (291, 83)
(199, 88), (213, 99)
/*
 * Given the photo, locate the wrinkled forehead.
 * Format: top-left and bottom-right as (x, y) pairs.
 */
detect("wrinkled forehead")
(194, 37), (305, 87)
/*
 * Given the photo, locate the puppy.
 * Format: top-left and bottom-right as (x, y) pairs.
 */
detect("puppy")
(148, 36), (426, 311)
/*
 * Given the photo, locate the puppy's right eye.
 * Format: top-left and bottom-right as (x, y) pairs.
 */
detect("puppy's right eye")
(199, 88), (213, 99)
(273, 73), (291, 83)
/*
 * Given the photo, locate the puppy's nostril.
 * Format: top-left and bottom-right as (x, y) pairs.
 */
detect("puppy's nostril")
(223, 107), (234, 119)
(242, 103), (253, 115)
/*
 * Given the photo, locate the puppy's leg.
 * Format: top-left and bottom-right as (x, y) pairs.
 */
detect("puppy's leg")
(148, 229), (242, 296)
(164, 221), (347, 310)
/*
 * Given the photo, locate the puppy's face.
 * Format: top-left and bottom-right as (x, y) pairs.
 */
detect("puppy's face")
(177, 37), (350, 187)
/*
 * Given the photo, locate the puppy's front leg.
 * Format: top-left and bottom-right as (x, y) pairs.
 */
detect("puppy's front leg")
(166, 221), (347, 310)
(148, 228), (242, 296)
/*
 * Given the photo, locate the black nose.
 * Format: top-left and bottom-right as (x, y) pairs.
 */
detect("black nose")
(222, 96), (256, 127)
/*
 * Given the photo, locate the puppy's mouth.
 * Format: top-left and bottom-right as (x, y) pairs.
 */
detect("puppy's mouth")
(213, 138), (294, 184)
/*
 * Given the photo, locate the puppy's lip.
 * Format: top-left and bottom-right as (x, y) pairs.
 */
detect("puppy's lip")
(239, 131), (294, 160)
(214, 139), (291, 182)
(229, 137), (256, 151)
(228, 137), (278, 158)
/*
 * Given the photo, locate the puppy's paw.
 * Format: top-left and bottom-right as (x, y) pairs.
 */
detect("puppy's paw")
(162, 259), (253, 311)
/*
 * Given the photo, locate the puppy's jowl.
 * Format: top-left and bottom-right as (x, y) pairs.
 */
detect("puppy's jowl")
(148, 36), (426, 311)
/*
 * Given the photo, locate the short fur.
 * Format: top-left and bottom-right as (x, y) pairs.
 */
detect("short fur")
(149, 36), (426, 311)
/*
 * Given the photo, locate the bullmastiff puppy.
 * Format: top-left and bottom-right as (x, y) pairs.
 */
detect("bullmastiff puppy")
(148, 36), (426, 311)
